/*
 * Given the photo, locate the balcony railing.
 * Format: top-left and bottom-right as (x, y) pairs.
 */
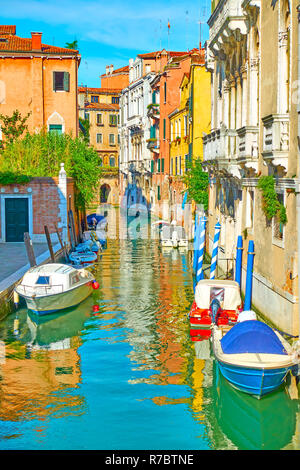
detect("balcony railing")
(208, 0), (248, 54)
(262, 114), (289, 171)
(203, 127), (237, 162)
(236, 125), (259, 172)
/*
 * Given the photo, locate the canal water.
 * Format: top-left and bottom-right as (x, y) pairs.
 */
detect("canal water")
(0, 210), (299, 450)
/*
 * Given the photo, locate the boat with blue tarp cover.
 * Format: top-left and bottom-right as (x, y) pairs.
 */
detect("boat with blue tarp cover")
(212, 320), (298, 398)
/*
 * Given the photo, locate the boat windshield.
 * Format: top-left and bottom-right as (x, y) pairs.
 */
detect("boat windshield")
(36, 276), (50, 285)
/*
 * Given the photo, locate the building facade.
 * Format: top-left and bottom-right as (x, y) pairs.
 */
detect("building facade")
(149, 49), (210, 220)
(0, 25), (80, 139)
(203, 0), (299, 334)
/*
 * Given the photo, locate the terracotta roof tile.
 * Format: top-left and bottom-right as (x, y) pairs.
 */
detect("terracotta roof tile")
(100, 65), (129, 77)
(0, 25), (16, 35)
(0, 34), (78, 54)
(138, 50), (188, 59)
(84, 102), (119, 111)
(78, 87), (122, 94)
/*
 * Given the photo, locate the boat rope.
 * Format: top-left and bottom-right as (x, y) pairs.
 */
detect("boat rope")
(272, 327), (299, 339)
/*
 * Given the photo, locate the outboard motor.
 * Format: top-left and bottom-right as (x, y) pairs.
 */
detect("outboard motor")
(210, 298), (221, 324)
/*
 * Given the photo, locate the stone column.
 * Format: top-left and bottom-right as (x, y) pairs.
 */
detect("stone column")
(236, 72), (242, 130)
(278, 30), (289, 114)
(249, 58), (259, 126)
(223, 79), (230, 128)
(241, 64), (248, 128)
(230, 77), (236, 156)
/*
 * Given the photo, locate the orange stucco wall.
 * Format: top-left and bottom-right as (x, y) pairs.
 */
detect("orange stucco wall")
(0, 56), (79, 136)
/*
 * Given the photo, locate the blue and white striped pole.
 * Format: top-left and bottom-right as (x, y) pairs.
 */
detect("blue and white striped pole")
(210, 221), (221, 280)
(244, 240), (255, 311)
(235, 235), (243, 287)
(196, 216), (207, 283)
(193, 214), (200, 272)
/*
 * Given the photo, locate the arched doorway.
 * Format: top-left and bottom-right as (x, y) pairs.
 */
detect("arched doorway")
(100, 184), (111, 203)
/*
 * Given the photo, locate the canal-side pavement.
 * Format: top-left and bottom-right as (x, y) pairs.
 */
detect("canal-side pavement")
(0, 242), (62, 293)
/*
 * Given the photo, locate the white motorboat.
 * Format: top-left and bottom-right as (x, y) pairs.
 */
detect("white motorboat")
(160, 224), (189, 248)
(15, 263), (95, 315)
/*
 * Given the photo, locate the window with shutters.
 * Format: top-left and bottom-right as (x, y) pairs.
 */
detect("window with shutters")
(109, 114), (117, 126)
(96, 133), (102, 144)
(53, 71), (70, 92)
(96, 113), (102, 125)
(49, 124), (62, 134)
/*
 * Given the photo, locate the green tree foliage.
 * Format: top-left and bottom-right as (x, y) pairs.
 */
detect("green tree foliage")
(0, 131), (102, 209)
(65, 40), (78, 50)
(257, 175), (287, 224)
(79, 117), (91, 145)
(0, 109), (31, 147)
(182, 159), (209, 210)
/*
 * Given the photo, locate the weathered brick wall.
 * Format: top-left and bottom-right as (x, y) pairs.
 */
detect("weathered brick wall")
(0, 176), (76, 243)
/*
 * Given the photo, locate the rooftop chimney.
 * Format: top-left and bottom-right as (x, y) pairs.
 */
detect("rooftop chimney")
(106, 65), (110, 75)
(110, 64), (114, 75)
(31, 32), (42, 51)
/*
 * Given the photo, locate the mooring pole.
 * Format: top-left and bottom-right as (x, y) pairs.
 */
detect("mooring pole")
(196, 215), (207, 282)
(210, 221), (221, 280)
(44, 226), (55, 263)
(24, 232), (36, 267)
(193, 213), (200, 272)
(244, 240), (255, 311)
(235, 235), (243, 287)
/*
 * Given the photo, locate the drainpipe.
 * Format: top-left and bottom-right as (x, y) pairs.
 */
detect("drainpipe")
(297, 4), (300, 336)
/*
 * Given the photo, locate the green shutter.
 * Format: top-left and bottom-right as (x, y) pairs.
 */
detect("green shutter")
(150, 125), (156, 139)
(163, 119), (166, 140)
(63, 72), (70, 92)
(158, 159), (160, 173)
(157, 185), (161, 201)
(151, 160), (154, 173)
(53, 71), (56, 91)
(161, 158), (164, 173)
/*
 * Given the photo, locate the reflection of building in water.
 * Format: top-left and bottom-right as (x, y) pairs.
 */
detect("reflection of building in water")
(0, 306), (89, 423)
(121, 242), (194, 390)
(0, 338), (83, 422)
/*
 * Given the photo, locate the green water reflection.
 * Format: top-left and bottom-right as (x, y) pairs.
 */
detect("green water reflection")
(0, 210), (298, 449)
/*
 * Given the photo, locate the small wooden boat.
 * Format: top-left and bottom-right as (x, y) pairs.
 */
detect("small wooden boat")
(68, 250), (97, 267)
(212, 319), (298, 398)
(189, 279), (243, 329)
(15, 263), (95, 315)
(75, 240), (100, 254)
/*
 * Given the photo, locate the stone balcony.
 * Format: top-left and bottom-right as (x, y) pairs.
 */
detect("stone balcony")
(261, 114), (289, 172)
(236, 125), (259, 173)
(203, 126), (243, 178)
(203, 126), (237, 162)
(208, 0), (249, 55)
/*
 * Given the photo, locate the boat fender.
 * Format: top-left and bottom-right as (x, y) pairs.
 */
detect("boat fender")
(92, 305), (100, 313)
(13, 317), (19, 335)
(92, 281), (100, 290)
(13, 291), (19, 308)
(237, 310), (257, 322)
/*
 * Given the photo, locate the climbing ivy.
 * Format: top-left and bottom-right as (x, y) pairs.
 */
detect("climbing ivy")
(182, 159), (209, 210)
(0, 131), (102, 209)
(257, 175), (287, 224)
(0, 172), (32, 185)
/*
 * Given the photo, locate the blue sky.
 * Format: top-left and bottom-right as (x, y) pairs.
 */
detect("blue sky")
(0, 0), (210, 87)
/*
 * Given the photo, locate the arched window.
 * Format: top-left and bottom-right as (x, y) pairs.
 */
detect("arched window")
(100, 184), (111, 203)
(109, 156), (116, 167)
